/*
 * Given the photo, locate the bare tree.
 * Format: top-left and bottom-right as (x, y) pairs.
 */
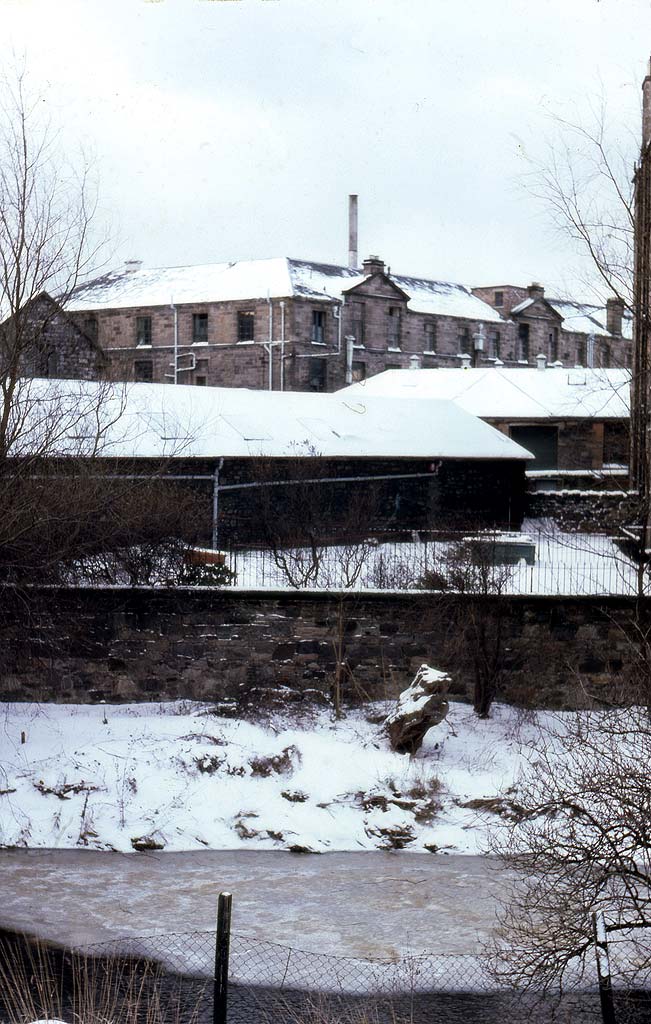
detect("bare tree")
(489, 707), (651, 996)
(0, 71), (215, 615)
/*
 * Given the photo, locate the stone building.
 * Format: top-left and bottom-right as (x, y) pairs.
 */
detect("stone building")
(3, 292), (106, 380)
(343, 365), (631, 490)
(66, 256), (631, 392)
(471, 283), (631, 371)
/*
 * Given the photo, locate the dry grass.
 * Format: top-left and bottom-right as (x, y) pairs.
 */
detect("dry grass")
(0, 933), (208, 1024)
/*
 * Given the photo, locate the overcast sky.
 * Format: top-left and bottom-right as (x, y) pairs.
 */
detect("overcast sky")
(2, 0), (651, 299)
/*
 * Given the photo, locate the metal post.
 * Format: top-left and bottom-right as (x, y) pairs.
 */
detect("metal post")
(213, 891), (233, 1024)
(212, 459), (223, 551)
(592, 911), (617, 1024)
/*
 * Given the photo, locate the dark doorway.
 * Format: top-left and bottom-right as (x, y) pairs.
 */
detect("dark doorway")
(510, 425), (558, 469)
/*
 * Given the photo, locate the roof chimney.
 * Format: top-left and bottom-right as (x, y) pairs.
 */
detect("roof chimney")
(527, 282), (545, 300)
(606, 296), (624, 336)
(409, 354), (421, 370)
(362, 255), (385, 276)
(348, 195), (358, 271)
(643, 57), (651, 149)
(536, 353), (547, 371)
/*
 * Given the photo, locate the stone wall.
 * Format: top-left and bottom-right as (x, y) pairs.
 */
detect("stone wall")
(525, 489), (641, 532)
(0, 587), (642, 709)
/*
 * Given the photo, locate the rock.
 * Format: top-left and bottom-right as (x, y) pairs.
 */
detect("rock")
(385, 664), (450, 754)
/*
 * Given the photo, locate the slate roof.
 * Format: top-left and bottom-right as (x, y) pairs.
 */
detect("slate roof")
(342, 367), (631, 420)
(68, 258), (505, 323)
(18, 378), (533, 461)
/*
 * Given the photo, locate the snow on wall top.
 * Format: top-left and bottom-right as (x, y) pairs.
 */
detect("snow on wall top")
(342, 367), (631, 420)
(68, 258), (504, 322)
(19, 378), (533, 461)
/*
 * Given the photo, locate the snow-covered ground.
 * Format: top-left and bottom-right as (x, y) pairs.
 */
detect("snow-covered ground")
(228, 524), (642, 596)
(0, 698), (546, 855)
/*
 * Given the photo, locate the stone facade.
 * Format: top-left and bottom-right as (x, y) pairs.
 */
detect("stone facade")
(0, 587), (643, 710)
(68, 259), (630, 393)
(6, 293), (106, 380)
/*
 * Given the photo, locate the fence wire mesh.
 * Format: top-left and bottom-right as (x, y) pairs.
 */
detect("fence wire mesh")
(81, 929), (638, 1024)
(3, 927), (648, 1024)
(222, 526), (648, 598)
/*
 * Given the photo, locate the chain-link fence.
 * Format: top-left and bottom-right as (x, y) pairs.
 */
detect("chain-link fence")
(82, 929), (606, 1024)
(2, 924), (650, 1024)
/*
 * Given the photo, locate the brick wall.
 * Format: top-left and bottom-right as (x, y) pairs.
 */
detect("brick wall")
(1, 588), (643, 709)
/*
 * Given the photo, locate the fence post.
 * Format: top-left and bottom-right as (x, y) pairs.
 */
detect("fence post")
(214, 891), (233, 1024)
(592, 910), (617, 1024)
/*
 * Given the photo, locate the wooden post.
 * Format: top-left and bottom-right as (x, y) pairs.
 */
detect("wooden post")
(592, 911), (617, 1024)
(213, 891), (232, 1024)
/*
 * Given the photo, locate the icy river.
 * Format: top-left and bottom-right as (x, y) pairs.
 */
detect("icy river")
(0, 849), (619, 1023)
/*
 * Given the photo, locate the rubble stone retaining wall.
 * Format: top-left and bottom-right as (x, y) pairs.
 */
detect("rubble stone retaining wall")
(0, 588), (643, 709)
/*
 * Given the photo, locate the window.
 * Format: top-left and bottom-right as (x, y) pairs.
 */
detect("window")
(488, 330), (501, 359)
(351, 301), (365, 346)
(193, 313), (208, 344)
(549, 328), (558, 363)
(312, 309), (326, 344)
(195, 358), (209, 385)
(237, 310), (254, 342)
(136, 315), (152, 347)
(599, 342), (611, 368)
(44, 350), (58, 378)
(351, 360), (366, 382)
(134, 359), (153, 382)
(385, 362), (401, 371)
(84, 316), (98, 341)
(387, 306), (401, 348)
(457, 325), (471, 353)
(308, 358), (327, 392)
(494, 291), (504, 307)
(576, 338), (586, 366)
(518, 323), (530, 362)
(424, 320), (437, 352)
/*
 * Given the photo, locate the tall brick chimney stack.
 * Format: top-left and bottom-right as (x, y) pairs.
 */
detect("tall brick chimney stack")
(348, 195), (359, 270)
(606, 296), (624, 336)
(643, 57), (651, 148)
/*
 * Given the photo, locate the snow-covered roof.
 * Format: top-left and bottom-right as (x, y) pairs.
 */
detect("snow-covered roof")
(342, 367), (631, 420)
(510, 297), (535, 315)
(68, 258), (504, 323)
(19, 378), (533, 461)
(547, 299), (618, 338)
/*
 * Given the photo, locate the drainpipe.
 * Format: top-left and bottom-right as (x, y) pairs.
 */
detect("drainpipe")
(280, 300), (286, 391)
(170, 298), (178, 384)
(345, 335), (355, 384)
(266, 295), (274, 391)
(212, 458), (224, 549)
